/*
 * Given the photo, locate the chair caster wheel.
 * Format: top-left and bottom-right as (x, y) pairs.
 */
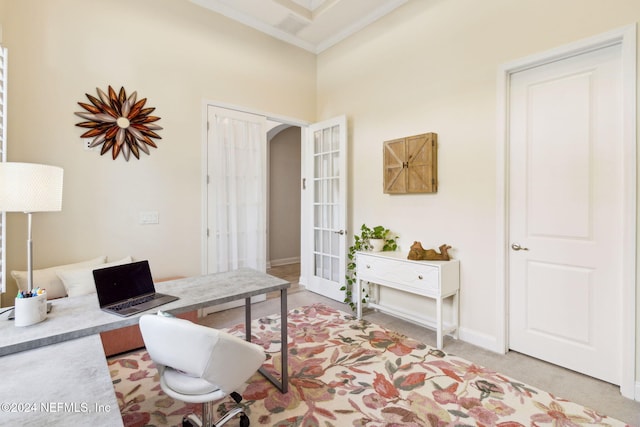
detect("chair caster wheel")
(182, 415), (200, 427)
(240, 414), (250, 427)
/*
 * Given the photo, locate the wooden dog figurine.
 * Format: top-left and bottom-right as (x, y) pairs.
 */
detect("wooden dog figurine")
(407, 242), (452, 261)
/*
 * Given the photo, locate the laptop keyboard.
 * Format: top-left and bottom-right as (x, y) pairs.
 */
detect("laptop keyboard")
(110, 295), (154, 312)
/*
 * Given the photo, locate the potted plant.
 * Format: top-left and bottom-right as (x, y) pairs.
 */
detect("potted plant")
(341, 224), (398, 310)
(368, 225), (392, 252)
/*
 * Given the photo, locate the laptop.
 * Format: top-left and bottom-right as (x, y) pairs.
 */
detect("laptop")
(93, 260), (178, 317)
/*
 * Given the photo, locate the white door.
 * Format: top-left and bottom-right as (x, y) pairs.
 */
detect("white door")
(508, 43), (623, 384)
(305, 116), (347, 301)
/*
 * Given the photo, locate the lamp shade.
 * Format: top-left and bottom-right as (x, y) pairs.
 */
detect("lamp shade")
(0, 162), (63, 212)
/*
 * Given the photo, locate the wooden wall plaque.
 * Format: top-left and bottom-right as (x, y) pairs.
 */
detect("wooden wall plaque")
(383, 132), (437, 194)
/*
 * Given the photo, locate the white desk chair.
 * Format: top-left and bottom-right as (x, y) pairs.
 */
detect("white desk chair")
(139, 313), (266, 427)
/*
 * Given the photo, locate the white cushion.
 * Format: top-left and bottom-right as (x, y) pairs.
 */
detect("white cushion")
(57, 256), (133, 297)
(11, 256), (107, 299)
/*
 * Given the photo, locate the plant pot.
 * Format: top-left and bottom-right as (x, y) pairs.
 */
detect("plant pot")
(369, 239), (385, 252)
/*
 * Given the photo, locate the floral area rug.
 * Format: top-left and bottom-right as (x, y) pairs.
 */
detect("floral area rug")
(108, 303), (629, 427)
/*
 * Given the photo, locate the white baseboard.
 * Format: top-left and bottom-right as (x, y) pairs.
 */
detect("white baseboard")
(457, 326), (502, 354)
(269, 257), (300, 267)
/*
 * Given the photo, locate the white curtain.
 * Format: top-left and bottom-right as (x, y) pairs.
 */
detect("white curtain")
(0, 45), (7, 292)
(210, 108), (266, 273)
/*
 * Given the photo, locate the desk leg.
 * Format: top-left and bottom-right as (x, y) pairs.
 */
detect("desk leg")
(280, 288), (288, 392)
(245, 297), (252, 342)
(253, 290), (289, 394)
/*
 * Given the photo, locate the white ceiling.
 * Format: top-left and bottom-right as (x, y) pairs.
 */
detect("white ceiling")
(190, 0), (409, 54)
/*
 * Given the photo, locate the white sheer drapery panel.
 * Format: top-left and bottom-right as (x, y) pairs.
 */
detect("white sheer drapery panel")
(212, 115), (266, 273)
(0, 46), (7, 293)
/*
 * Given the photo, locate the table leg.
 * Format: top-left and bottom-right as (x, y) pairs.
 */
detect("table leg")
(254, 289), (289, 393)
(356, 278), (362, 319)
(436, 297), (443, 350)
(245, 297), (251, 342)
(280, 288), (288, 392)
(453, 291), (459, 340)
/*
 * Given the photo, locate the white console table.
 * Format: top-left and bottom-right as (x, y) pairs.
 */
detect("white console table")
(355, 251), (460, 349)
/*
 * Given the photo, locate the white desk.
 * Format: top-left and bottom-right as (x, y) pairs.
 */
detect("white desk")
(355, 251), (460, 349)
(0, 268), (290, 426)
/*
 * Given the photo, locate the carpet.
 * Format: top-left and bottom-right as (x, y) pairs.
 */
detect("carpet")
(108, 303), (629, 427)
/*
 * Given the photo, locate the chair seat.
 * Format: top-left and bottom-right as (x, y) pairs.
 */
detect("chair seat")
(164, 368), (220, 396)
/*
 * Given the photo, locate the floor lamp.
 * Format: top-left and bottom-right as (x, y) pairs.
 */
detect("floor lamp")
(0, 163), (63, 292)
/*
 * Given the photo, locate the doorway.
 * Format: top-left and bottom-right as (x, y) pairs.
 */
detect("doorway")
(201, 106), (303, 314)
(266, 124), (302, 294)
(497, 25), (636, 398)
(267, 124), (302, 269)
(202, 107), (349, 305)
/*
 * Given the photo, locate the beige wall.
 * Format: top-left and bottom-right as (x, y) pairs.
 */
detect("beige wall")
(0, 0), (316, 304)
(316, 0), (640, 386)
(1, 0), (638, 390)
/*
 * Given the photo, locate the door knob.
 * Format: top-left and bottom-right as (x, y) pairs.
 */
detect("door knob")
(334, 229), (346, 235)
(511, 243), (529, 251)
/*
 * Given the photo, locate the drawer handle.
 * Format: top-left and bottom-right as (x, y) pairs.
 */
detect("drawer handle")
(418, 275), (423, 280)
(366, 265), (371, 269)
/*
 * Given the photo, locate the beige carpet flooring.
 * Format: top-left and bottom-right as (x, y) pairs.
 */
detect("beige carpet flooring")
(199, 263), (640, 426)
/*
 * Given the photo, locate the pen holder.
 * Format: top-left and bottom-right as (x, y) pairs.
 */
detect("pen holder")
(14, 292), (47, 327)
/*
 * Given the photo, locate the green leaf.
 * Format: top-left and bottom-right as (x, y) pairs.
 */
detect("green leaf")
(385, 359), (398, 375)
(343, 223), (398, 311)
(448, 409), (470, 418)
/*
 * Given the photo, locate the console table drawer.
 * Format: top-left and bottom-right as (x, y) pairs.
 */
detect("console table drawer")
(357, 255), (439, 295)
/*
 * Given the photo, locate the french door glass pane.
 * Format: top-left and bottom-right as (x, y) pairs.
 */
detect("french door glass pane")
(313, 125), (341, 281)
(314, 254), (322, 276)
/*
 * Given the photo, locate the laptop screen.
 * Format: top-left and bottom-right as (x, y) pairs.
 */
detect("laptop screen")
(93, 260), (156, 307)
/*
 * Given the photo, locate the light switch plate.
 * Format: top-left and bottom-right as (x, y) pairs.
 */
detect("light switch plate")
(139, 211), (159, 224)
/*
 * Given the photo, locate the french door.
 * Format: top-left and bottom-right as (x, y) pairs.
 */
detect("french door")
(305, 116), (347, 301)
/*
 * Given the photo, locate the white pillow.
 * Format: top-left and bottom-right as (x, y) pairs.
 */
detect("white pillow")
(11, 256), (107, 299)
(57, 256), (133, 297)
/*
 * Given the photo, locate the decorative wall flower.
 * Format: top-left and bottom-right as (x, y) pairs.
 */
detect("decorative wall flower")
(75, 86), (162, 161)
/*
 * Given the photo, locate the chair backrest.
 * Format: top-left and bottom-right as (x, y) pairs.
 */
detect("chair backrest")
(139, 314), (266, 394)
